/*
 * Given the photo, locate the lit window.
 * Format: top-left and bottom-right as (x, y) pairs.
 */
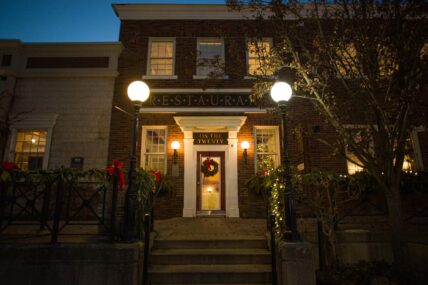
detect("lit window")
(247, 39), (273, 76)
(255, 127), (279, 171)
(14, 131), (47, 171)
(148, 39), (175, 76)
(346, 153), (364, 175)
(197, 38), (225, 76)
(142, 127), (167, 173)
(335, 43), (359, 77)
(345, 127), (373, 175)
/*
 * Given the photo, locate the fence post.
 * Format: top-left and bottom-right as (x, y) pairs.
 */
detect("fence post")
(270, 213), (278, 285)
(51, 174), (63, 244)
(40, 182), (51, 231)
(142, 212), (151, 285)
(110, 176), (118, 241)
(317, 220), (326, 271)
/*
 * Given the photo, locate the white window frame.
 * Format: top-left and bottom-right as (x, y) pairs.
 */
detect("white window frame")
(7, 128), (53, 170)
(253, 126), (281, 173)
(140, 126), (168, 174)
(245, 38), (273, 78)
(144, 37), (177, 79)
(194, 37), (227, 79)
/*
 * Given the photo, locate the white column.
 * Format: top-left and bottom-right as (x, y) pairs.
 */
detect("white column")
(182, 129), (196, 217)
(226, 130), (240, 217)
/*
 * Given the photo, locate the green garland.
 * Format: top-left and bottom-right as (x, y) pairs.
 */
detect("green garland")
(201, 158), (219, 177)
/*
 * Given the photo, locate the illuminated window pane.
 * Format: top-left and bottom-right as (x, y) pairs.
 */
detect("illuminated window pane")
(14, 131), (47, 171)
(247, 39), (273, 76)
(347, 153), (364, 175)
(335, 43), (358, 77)
(255, 127), (278, 171)
(143, 127), (167, 173)
(149, 40), (174, 76)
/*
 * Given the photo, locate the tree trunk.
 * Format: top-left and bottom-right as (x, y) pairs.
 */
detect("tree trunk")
(385, 186), (410, 273)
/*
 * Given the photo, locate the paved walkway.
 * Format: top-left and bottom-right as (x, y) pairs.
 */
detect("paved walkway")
(154, 218), (267, 239)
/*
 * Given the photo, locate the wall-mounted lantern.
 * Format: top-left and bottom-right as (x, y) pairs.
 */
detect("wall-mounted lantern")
(171, 141), (180, 164)
(240, 141), (250, 164)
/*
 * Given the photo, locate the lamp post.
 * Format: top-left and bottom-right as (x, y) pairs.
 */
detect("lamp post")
(270, 81), (300, 242)
(123, 80), (150, 242)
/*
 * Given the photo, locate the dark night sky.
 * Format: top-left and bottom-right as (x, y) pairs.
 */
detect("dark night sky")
(0, 0), (226, 43)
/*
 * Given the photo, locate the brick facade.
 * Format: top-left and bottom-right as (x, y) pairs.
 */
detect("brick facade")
(108, 5), (428, 219)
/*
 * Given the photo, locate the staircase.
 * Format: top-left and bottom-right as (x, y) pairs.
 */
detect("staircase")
(148, 218), (272, 285)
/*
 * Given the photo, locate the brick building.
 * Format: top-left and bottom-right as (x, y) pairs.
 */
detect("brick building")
(109, 4), (428, 219)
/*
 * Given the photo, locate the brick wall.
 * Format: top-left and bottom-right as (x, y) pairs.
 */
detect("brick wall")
(109, 19), (369, 219)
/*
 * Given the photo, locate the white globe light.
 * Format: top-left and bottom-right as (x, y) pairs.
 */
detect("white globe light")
(127, 81), (150, 103)
(171, 141), (180, 150)
(240, 141), (250, 150)
(270, 81), (292, 103)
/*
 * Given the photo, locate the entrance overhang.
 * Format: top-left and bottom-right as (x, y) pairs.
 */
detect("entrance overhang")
(174, 116), (247, 218)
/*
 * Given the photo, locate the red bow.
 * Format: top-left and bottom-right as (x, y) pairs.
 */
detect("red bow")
(1, 162), (20, 171)
(107, 160), (125, 191)
(149, 170), (161, 184)
(204, 159), (213, 171)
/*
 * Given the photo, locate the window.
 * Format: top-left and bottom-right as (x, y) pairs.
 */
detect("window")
(345, 126), (421, 174)
(14, 131), (47, 171)
(254, 127), (280, 171)
(147, 38), (175, 76)
(141, 126), (167, 173)
(247, 39), (273, 76)
(197, 38), (225, 77)
(335, 43), (359, 77)
(1, 54), (12, 67)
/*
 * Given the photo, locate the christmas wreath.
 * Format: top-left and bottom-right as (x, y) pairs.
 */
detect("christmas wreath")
(201, 158), (219, 177)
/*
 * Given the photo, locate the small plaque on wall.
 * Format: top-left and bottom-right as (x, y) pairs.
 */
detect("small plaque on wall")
(171, 164), (180, 177)
(193, 132), (228, 145)
(70, 157), (84, 170)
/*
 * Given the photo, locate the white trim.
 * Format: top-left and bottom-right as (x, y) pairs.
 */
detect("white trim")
(140, 126), (168, 174)
(146, 37), (176, 77)
(253, 126), (281, 173)
(150, 88), (251, 93)
(142, 75), (178, 80)
(139, 107), (266, 114)
(174, 116), (246, 218)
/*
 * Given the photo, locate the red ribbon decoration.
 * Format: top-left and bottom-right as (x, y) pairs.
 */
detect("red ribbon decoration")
(107, 160), (125, 191)
(204, 158), (213, 171)
(149, 170), (161, 184)
(1, 162), (20, 171)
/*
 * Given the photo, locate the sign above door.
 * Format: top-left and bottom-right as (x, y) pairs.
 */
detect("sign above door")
(193, 132), (228, 145)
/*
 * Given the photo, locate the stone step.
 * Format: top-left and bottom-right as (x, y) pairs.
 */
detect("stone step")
(153, 236), (267, 249)
(149, 264), (271, 284)
(150, 248), (271, 265)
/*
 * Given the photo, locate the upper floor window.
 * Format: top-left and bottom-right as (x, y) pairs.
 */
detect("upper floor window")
(196, 38), (225, 77)
(254, 126), (280, 172)
(141, 126), (168, 173)
(13, 131), (47, 171)
(1, 54), (12, 67)
(147, 38), (175, 76)
(247, 38), (273, 76)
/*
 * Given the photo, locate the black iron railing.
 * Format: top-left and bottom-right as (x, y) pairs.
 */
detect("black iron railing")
(0, 171), (119, 243)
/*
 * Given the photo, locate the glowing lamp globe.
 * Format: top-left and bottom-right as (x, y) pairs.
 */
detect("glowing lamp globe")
(240, 141), (250, 150)
(270, 81), (292, 103)
(127, 81), (150, 103)
(171, 141), (180, 150)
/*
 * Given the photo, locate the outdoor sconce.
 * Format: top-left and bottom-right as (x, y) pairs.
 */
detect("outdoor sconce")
(240, 141), (250, 164)
(171, 141), (180, 164)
